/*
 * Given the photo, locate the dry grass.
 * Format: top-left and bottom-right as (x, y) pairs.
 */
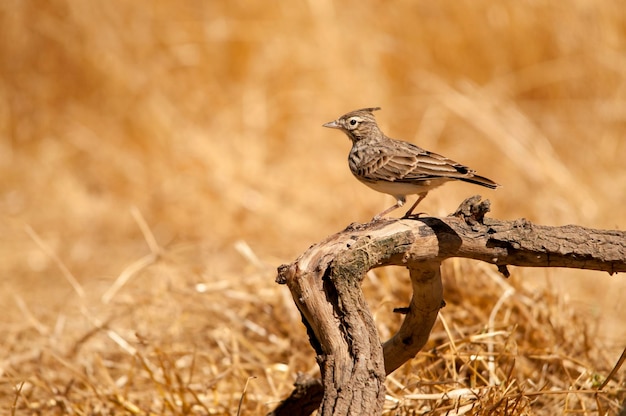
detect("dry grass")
(1, 1), (625, 414)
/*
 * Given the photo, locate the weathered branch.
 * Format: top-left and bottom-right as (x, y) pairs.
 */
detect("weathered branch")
(270, 196), (625, 416)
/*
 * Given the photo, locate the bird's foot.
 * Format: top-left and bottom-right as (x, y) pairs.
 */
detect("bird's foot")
(402, 211), (428, 219)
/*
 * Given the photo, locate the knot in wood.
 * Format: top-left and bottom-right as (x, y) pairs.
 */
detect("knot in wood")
(452, 195), (491, 226)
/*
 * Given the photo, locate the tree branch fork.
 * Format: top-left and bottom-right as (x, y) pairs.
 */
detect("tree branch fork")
(270, 196), (625, 416)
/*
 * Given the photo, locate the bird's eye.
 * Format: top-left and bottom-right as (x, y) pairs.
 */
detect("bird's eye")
(348, 118), (359, 127)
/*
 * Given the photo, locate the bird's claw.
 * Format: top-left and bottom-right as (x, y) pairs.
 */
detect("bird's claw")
(402, 211), (428, 219)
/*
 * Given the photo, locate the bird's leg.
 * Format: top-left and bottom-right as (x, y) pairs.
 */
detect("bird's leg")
(372, 196), (406, 221)
(402, 192), (428, 218)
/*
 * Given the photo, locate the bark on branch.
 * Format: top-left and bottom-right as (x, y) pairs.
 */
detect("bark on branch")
(269, 196), (625, 416)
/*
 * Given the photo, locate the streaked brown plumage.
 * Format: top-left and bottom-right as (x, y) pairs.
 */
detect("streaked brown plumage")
(323, 107), (499, 220)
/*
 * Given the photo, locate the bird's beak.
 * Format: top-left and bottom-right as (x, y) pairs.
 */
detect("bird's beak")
(323, 120), (340, 129)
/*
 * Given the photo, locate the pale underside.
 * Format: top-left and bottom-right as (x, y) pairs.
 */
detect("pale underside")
(354, 175), (451, 201)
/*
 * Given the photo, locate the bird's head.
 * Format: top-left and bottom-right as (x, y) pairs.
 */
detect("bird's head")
(323, 107), (383, 142)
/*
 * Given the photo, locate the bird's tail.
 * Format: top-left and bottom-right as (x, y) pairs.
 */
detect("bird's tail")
(460, 174), (500, 189)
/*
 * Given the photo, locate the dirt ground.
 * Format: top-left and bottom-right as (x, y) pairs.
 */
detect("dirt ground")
(1, 1), (625, 414)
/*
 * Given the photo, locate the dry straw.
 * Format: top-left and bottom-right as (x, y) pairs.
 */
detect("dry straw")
(2, 1), (625, 415)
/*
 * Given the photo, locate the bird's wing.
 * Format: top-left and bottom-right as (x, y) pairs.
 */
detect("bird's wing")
(352, 140), (473, 182)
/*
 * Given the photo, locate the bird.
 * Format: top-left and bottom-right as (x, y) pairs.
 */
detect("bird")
(323, 107), (499, 220)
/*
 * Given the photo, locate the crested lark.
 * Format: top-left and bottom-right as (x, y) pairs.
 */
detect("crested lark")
(323, 107), (499, 220)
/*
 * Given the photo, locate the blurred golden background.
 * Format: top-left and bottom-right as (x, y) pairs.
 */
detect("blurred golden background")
(1, 1), (625, 413)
